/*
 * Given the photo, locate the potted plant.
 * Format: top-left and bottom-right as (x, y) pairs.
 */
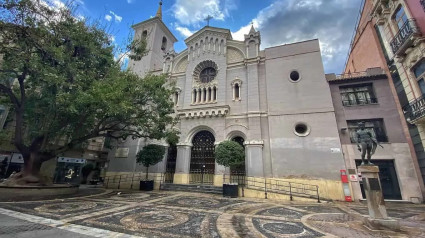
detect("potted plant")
(136, 144), (166, 191)
(215, 141), (245, 198)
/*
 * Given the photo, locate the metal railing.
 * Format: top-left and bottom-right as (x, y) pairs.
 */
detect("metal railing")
(103, 172), (164, 189)
(189, 169), (214, 184)
(390, 19), (420, 54)
(223, 175), (320, 203)
(342, 98), (378, 106)
(404, 94), (425, 123)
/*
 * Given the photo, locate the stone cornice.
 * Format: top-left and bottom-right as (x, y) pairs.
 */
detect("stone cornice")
(244, 140), (264, 146)
(177, 106), (230, 119)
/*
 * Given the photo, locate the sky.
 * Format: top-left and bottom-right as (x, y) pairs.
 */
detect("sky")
(61, 0), (363, 74)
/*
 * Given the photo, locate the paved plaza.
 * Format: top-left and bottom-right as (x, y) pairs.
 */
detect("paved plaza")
(0, 190), (424, 237)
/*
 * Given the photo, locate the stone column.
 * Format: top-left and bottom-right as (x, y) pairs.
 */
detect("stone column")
(214, 141), (226, 186)
(174, 143), (191, 184)
(245, 140), (264, 177)
(358, 165), (400, 230)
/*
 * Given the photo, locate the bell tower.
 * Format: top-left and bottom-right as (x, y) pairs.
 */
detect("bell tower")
(129, 0), (177, 77)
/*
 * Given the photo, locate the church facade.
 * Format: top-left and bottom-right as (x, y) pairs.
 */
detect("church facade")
(106, 8), (349, 200)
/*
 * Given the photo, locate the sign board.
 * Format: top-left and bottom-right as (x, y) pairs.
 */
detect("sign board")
(57, 157), (86, 164)
(115, 148), (129, 158)
(349, 174), (358, 182)
(330, 148), (341, 153)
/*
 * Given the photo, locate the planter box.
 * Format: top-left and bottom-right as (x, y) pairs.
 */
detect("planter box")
(223, 183), (238, 198)
(139, 180), (154, 191)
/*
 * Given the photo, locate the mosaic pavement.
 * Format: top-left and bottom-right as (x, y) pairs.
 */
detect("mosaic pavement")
(1, 191), (425, 237)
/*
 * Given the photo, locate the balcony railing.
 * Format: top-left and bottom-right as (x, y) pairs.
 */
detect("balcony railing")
(342, 98), (378, 106)
(404, 95), (425, 123)
(390, 19), (420, 55)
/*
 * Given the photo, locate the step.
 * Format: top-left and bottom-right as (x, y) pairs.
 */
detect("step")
(160, 183), (223, 194)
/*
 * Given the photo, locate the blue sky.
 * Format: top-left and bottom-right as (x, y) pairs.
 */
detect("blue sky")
(62, 0), (362, 74)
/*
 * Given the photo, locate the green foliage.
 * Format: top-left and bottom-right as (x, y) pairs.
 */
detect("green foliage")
(215, 141), (245, 169)
(165, 132), (179, 146)
(0, 0), (177, 169)
(136, 144), (165, 168)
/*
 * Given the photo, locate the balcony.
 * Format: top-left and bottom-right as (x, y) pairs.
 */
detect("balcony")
(390, 19), (421, 56)
(404, 95), (425, 123)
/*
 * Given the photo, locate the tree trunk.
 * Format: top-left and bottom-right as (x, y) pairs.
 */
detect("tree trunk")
(146, 166), (149, 180)
(23, 152), (43, 178)
(2, 152), (50, 186)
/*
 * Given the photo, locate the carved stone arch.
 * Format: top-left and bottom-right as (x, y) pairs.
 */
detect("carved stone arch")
(173, 55), (188, 73)
(227, 46), (245, 64)
(193, 60), (219, 83)
(226, 130), (247, 140)
(185, 125), (216, 144)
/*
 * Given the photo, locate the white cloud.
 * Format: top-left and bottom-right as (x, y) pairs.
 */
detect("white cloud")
(172, 0), (237, 26)
(231, 0), (359, 73)
(175, 25), (194, 38)
(109, 11), (123, 23)
(104, 14), (112, 21)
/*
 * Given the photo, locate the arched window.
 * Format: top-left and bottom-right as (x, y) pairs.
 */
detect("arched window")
(161, 36), (167, 51)
(234, 84), (240, 100)
(193, 89), (197, 104)
(208, 87), (212, 102)
(142, 30), (147, 39)
(174, 92), (179, 105)
(213, 86), (217, 101)
(203, 88), (207, 102)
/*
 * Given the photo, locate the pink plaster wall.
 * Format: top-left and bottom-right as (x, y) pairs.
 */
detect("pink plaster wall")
(406, 0), (425, 35)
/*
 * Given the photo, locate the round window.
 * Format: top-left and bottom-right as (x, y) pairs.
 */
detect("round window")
(200, 67), (217, 83)
(294, 123), (310, 137)
(289, 70), (300, 82)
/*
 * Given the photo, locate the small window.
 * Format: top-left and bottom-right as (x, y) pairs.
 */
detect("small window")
(161, 36), (167, 51)
(347, 119), (388, 143)
(294, 123), (310, 137)
(174, 92), (179, 105)
(142, 30), (147, 39)
(340, 84), (377, 106)
(289, 70), (300, 82)
(235, 84), (240, 100)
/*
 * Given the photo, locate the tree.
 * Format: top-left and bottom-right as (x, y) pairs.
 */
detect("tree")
(215, 140), (245, 177)
(0, 0), (177, 185)
(136, 144), (165, 180)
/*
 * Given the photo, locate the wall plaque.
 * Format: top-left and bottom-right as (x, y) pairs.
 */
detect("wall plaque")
(368, 178), (381, 191)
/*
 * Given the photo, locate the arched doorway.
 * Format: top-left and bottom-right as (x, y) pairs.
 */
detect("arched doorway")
(231, 136), (246, 177)
(190, 130), (215, 184)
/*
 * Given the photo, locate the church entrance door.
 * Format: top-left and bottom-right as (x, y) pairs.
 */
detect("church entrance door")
(190, 131), (215, 184)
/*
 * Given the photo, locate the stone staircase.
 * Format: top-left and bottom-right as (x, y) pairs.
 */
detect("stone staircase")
(160, 183), (223, 195)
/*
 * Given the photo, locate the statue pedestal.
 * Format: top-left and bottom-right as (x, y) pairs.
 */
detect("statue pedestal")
(358, 165), (400, 231)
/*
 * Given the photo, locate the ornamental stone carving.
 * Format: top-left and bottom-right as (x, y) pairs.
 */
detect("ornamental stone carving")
(178, 106), (230, 119)
(227, 47), (245, 64)
(174, 56), (188, 73)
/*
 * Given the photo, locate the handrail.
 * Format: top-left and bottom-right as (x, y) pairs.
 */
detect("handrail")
(390, 19), (420, 54)
(403, 94), (425, 122)
(223, 174), (320, 203)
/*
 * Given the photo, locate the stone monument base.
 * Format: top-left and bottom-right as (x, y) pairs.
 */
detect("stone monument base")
(363, 216), (400, 231)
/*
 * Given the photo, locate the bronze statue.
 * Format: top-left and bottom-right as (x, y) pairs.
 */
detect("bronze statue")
(356, 122), (383, 165)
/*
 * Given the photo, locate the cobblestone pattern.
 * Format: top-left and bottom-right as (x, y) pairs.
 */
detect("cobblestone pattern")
(0, 216), (53, 235)
(1, 191), (424, 237)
